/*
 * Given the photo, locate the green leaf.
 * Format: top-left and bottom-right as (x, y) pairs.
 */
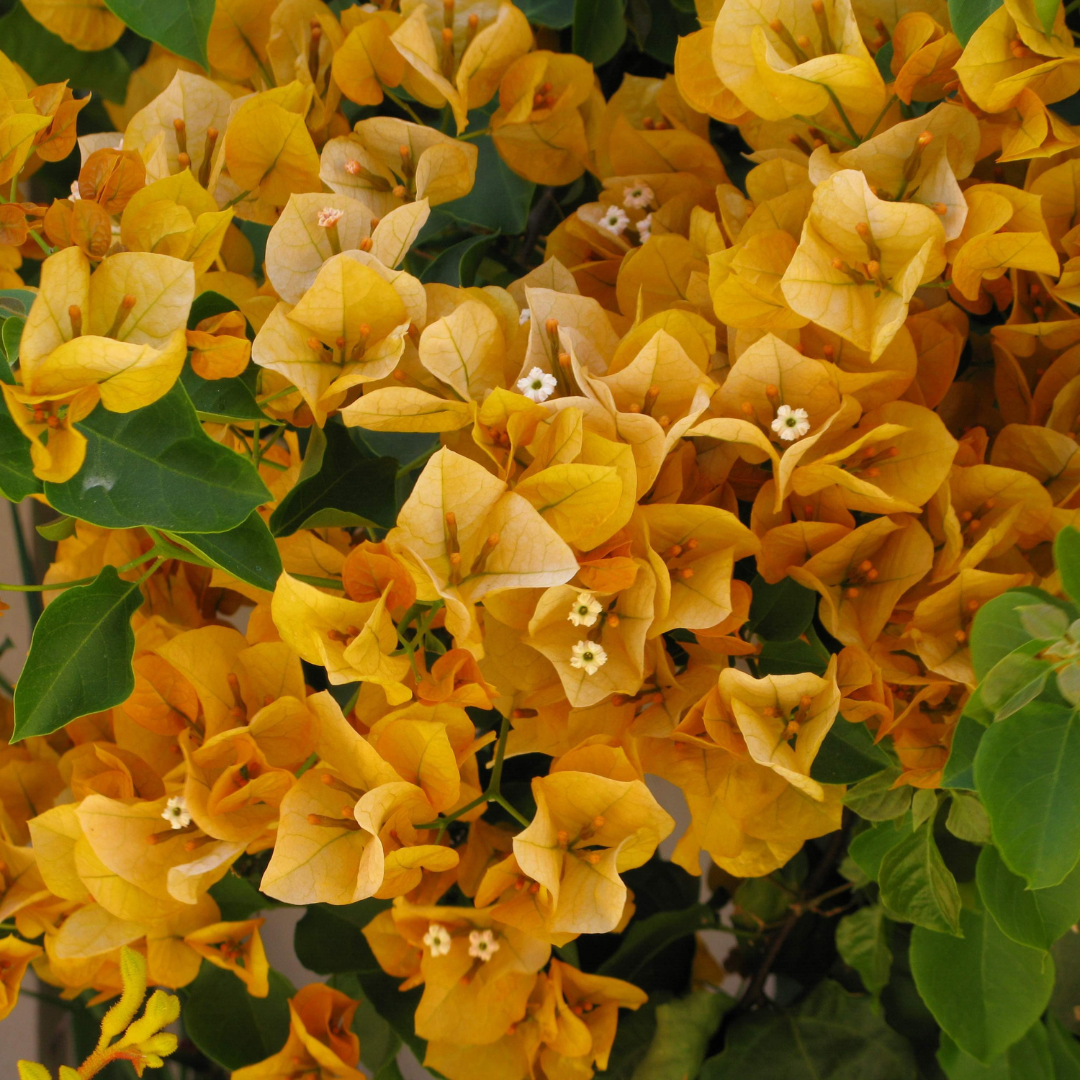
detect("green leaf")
(746, 574), (817, 641)
(351, 990), (402, 1075)
(757, 638), (828, 677)
(180, 361), (266, 423)
(602, 995), (670, 1080)
(836, 905), (893, 1004)
(877, 818), (962, 935)
(0, 288), (39, 317)
(843, 768), (914, 821)
(208, 873), (275, 921)
(420, 232), (499, 288)
(811, 718), (893, 784)
(942, 710), (988, 790)
(937, 1021), (1053, 1079)
(101, 0), (214, 68)
(517, 0), (574, 26)
(971, 587), (1073, 680)
(701, 979), (917, 1079)
(632, 991), (735, 1080)
(1018, 602), (1071, 640)
(35, 516), (77, 542)
(573, 0), (627, 64)
(974, 699), (1080, 889)
(184, 963), (293, 1070)
(270, 422), (397, 537)
(167, 511), (282, 592)
(948, 0), (1003, 46)
(981, 651), (1051, 720)
(976, 844), (1080, 951)
(945, 792), (992, 845)
(1048, 1016), (1080, 1080)
(12, 567), (142, 742)
(1058, 526), (1080, 605)
(294, 900), (392, 975)
(45, 384), (271, 534)
(848, 814), (914, 881)
(188, 290), (242, 329)
(910, 906), (1055, 1063)
(3, 316), (24, 368)
(0, 393), (41, 502)
(597, 903), (718, 982)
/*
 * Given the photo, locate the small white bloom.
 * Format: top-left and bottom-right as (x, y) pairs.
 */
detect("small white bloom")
(771, 404), (811, 442)
(599, 205), (630, 236)
(161, 795), (191, 830)
(636, 213), (652, 243)
(468, 929), (499, 962)
(519, 307), (531, 325)
(568, 592), (603, 628)
(423, 922), (452, 957)
(517, 366), (557, 403)
(623, 183), (654, 209)
(317, 206), (345, 228)
(570, 639), (608, 676)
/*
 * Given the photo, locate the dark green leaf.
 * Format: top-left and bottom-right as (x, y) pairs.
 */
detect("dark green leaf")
(1048, 1016), (1080, 1080)
(848, 814), (914, 882)
(945, 792), (992, 845)
(180, 360), (266, 423)
(184, 963), (293, 1070)
(0, 3), (130, 101)
(641, 0), (698, 65)
(208, 873), (275, 921)
(844, 768), (913, 821)
(910, 906), (1055, 1063)
(573, 0), (627, 65)
(188, 290), (241, 329)
(167, 511), (283, 592)
(2, 316), (24, 368)
(701, 979), (917, 1079)
(632, 991), (735, 1080)
(0, 393), (41, 502)
(0, 288), (38, 317)
(1057, 526), (1080, 605)
(811, 718), (892, 784)
(420, 233), (499, 288)
(836, 905), (893, 1003)
(517, 0), (574, 26)
(977, 844), (1080, 951)
(970, 587), (1073, 680)
(602, 995), (669, 1080)
(102, 0), (214, 68)
(353, 991), (402, 1074)
(948, 0), (1003, 45)
(746, 574), (817, 641)
(294, 900), (392, 975)
(942, 710), (987, 790)
(974, 699), (1080, 889)
(597, 903), (718, 982)
(877, 818), (962, 935)
(12, 566), (142, 741)
(937, 1021), (1053, 1079)
(270, 422), (397, 536)
(757, 638), (829, 677)
(45, 384), (271, 534)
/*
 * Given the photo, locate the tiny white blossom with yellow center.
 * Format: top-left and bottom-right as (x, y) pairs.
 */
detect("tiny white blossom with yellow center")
(637, 213), (652, 243)
(161, 796), (191, 830)
(771, 404), (810, 442)
(568, 592), (603, 628)
(468, 929), (499, 961)
(423, 922), (452, 957)
(599, 206), (630, 236)
(517, 366), (557, 403)
(571, 640), (608, 675)
(623, 183), (654, 209)
(317, 206), (345, 228)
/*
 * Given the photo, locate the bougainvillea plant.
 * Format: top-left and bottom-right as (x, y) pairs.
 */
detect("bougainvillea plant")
(3, 0), (1080, 1075)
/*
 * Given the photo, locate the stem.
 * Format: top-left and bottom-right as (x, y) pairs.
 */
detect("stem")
(293, 573), (346, 590)
(252, 419), (262, 467)
(257, 383), (299, 406)
(0, 545), (168, 593)
(382, 85), (424, 125)
(457, 127), (491, 141)
(8, 503), (41, 624)
(222, 189), (253, 210)
(396, 443), (439, 480)
(861, 94), (897, 142)
(822, 85), (861, 144)
(135, 557), (166, 586)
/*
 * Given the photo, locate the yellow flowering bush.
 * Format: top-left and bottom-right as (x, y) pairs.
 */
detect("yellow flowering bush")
(3, 0), (1080, 1074)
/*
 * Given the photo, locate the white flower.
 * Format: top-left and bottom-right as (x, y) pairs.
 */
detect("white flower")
(623, 183), (654, 209)
(771, 404), (811, 442)
(161, 796), (191, 830)
(519, 308), (531, 325)
(468, 929), (499, 961)
(317, 206), (345, 228)
(70, 180), (81, 201)
(599, 205), (630, 236)
(570, 640), (608, 675)
(423, 922), (452, 957)
(636, 213), (652, 243)
(517, 366), (557, 403)
(568, 592), (603, 628)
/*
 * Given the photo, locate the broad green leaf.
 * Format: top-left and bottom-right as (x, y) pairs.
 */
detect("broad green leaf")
(0, 3), (130, 101)
(910, 907), (1054, 1063)
(1018, 603), (1070, 640)
(948, 0), (1003, 46)
(3, 316), (24, 368)
(632, 991), (735, 1080)
(746, 574), (817, 641)
(701, 979), (917, 1079)
(1058, 526), (1080, 606)
(603, 995), (670, 1080)
(188, 290), (243, 330)
(419, 232), (499, 288)
(640, 0), (698, 65)
(844, 768), (913, 821)
(12, 567), (142, 741)
(0, 393), (41, 502)
(0, 288), (38, 317)
(811, 718), (893, 784)
(836, 905), (893, 1004)
(270, 422), (397, 537)
(167, 511), (283, 593)
(974, 699), (1080, 889)
(517, 0), (574, 26)
(573, 0), (627, 65)
(942, 712), (986, 791)
(877, 818), (962, 935)
(937, 1022), (1053, 1079)
(181, 366), (266, 423)
(1048, 1016), (1080, 1080)
(971, 587), (1074, 680)
(294, 900), (393, 975)
(981, 652), (1051, 720)
(208, 873), (275, 921)
(976, 844), (1080, 951)
(911, 789), (938, 830)
(757, 638), (829, 677)
(184, 963), (293, 1069)
(45, 384), (271, 534)
(349, 989), (402, 1076)
(597, 903), (718, 982)
(102, 0), (214, 68)
(945, 792), (992, 845)
(848, 814), (914, 882)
